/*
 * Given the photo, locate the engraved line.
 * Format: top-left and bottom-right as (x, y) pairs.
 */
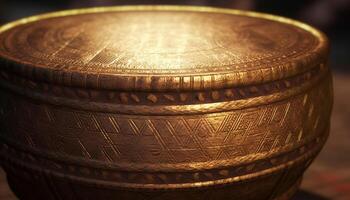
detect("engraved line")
(77, 139), (92, 159)
(128, 119), (141, 136)
(164, 120), (182, 148)
(0, 69), (328, 115)
(0, 132), (326, 189)
(108, 116), (120, 134)
(183, 118), (211, 159)
(50, 28), (85, 57)
(91, 115), (121, 158)
(147, 120), (176, 162)
(280, 102), (291, 127)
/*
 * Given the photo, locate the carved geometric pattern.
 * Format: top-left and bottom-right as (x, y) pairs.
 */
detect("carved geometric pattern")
(0, 76), (332, 167)
(0, 6), (331, 200)
(0, 65), (321, 105)
(0, 8), (318, 76)
(0, 128), (327, 186)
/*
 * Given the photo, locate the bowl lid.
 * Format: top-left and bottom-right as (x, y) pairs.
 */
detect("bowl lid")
(0, 6), (328, 92)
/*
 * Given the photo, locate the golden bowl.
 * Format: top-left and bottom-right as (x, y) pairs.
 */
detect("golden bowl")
(0, 6), (332, 200)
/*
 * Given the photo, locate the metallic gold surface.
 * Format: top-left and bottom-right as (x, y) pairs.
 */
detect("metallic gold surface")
(0, 6), (328, 91)
(0, 6), (332, 200)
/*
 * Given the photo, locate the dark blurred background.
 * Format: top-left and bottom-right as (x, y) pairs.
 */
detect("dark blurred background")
(0, 1), (349, 200)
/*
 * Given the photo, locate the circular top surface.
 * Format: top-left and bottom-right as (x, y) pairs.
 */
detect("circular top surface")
(0, 6), (328, 91)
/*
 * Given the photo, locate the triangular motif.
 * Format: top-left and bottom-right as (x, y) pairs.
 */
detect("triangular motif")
(194, 119), (213, 138)
(173, 119), (193, 136)
(220, 113), (239, 133)
(140, 121), (155, 136)
(128, 118), (146, 135)
(205, 147), (223, 160)
(206, 115), (226, 133)
(184, 118), (200, 132)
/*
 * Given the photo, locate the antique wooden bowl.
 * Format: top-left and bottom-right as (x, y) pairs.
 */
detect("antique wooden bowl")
(0, 6), (332, 200)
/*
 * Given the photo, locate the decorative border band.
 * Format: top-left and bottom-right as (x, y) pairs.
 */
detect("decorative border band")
(0, 65), (328, 115)
(0, 127), (328, 189)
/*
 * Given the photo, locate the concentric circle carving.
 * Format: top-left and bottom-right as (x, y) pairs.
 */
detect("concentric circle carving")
(0, 6), (327, 91)
(0, 11), (316, 74)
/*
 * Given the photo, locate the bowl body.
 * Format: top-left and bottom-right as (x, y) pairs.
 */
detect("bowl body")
(0, 6), (332, 200)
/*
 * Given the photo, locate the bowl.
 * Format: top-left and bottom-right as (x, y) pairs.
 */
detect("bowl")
(0, 6), (332, 200)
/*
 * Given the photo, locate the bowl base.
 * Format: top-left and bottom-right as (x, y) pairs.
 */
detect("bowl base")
(4, 171), (301, 200)
(274, 178), (301, 200)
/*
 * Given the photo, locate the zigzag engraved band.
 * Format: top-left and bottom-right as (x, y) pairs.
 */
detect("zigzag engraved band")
(0, 127), (328, 189)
